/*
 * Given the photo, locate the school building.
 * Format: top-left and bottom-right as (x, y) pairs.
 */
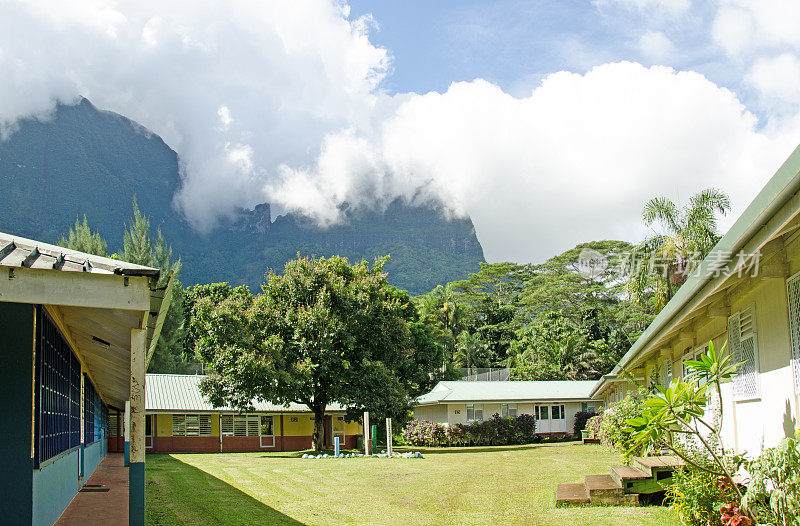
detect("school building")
(413, 380), (598, 433)
(0, 232), (173, 526)
(591, 144), (800, 456)
(105, 373), (362, 453)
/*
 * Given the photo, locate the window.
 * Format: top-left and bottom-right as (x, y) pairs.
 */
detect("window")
(35, 309), (82, 465)
(500, 403), (517, 419)
(221, 414), (261, 436)
(109, 413), (119, 437)
(728, 305), (760, 400)
(535, 405), (549, 420)
(551, 405), (563, 420)
(466, 404), (483, 422)
(172, 414), (212, 436)
(787, 272), (800, 394)
(261, 416), (274, 437)
(581, 402), (596, 413)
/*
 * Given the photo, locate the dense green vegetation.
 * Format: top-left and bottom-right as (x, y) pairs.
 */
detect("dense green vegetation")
(0, 98), (484, 295)
(145, 445), (680, 526)
(192, 255), (445, 450)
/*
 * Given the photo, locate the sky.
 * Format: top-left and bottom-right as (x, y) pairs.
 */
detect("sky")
(1, 0), (800, 264)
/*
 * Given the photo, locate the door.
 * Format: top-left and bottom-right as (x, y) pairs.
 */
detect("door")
(535, 405), (550, 433)
(551, 405), (566, 433)
(333, 416), (345, 448)
(145, 414), (153, 450)
(260, 415), (275, 448)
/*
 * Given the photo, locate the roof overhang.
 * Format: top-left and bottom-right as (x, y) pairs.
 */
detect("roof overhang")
(1, 261), (172, 409)
(591, 143), (800, 398)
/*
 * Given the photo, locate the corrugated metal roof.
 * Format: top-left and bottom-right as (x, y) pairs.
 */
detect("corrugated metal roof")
(416, 380), (597, 405)
(0, 232), (159, 276)
(145, 374), (345, 412)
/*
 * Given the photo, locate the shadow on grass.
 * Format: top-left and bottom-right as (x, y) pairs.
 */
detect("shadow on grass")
(146, 454), (305, 526)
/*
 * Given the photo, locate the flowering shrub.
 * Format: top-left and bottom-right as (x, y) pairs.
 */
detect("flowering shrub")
(586, 414), (604, 439)
(403, 414), (537, 447)
(599, 388), (648, 463)
(720, 503), (752, 526)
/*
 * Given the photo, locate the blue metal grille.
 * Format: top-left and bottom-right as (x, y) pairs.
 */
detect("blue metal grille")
(36, 309), (81, 464)
(84, 376), (96, 443)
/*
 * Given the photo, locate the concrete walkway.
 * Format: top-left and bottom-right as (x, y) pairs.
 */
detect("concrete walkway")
(55, 453), (129, 525)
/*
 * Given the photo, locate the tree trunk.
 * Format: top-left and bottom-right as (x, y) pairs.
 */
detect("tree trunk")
(312, 406), (326, 452)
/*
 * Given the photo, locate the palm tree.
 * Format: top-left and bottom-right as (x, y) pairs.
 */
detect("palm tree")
(628, 188), (731, 311)
(453, 330), (485, 373)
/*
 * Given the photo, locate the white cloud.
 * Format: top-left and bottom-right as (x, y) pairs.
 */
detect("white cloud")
(638, 31), (678, 61)
(746, 54), (800, 108)
(593, 0), (691, 18)
(275, 62), (796, 262)
(0, 0), (390, 229)
(1, 1), (798, 265)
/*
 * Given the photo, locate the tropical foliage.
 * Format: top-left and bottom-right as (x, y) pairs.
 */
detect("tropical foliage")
(191, 255), (444, 450)
(628, 188), (731, 312)
(402, 414), (537, 447)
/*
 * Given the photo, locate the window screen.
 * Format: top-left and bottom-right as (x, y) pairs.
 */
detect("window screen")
(787, 272), (800, 394)
(36, 309), (82, 465)
(728, 306), (761, 400)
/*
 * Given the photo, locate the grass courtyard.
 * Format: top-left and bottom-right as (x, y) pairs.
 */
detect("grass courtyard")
(145, 442), (681, 526)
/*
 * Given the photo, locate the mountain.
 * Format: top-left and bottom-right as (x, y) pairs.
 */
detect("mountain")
(0, 99), (484, 294)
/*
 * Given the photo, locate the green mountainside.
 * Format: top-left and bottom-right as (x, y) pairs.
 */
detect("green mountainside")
(0, 99), (484, 294)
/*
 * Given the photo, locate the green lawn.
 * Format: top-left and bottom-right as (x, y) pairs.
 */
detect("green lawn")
(145, 442), (681, 526)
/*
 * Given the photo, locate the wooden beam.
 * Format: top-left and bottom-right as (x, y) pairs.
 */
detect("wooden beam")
(0, 267), (152, 311)
(146, 272), (175, 368)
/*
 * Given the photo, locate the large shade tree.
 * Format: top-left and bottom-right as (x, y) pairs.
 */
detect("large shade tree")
(193, 255), (443, 451)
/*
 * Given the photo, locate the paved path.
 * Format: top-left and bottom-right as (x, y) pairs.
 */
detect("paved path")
(56, 453), (128, 525)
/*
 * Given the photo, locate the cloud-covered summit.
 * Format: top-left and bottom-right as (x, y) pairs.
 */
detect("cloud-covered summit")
(1, 0), (799, 263)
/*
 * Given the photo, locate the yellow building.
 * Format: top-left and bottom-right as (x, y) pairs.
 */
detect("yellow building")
(140, 374), (362, 452)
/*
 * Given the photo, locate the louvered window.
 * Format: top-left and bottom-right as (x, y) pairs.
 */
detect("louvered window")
(221, 415), (234, 436)
(109, 414), (119, 437)
(222, 414), (261, 436)
(172, 415), (186, 436)
(172, 414), (212, 436)
(787, 272), (800, 393)
(728, 305), (760, 400)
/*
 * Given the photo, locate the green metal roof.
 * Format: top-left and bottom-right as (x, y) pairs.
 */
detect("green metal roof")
(591, 142), (800, 397)
(145, 374), (345, 412)
(416, 381), (597, 405)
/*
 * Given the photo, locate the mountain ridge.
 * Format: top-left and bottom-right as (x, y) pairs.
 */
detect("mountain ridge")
(0, 99), (484, 294)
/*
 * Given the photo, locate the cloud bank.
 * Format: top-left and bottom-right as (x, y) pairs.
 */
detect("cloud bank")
(0, 1), (798, 263)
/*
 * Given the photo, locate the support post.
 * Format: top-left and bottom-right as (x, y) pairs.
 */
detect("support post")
(363, 411), (371, 456)
(386, 418), (393, 457)
(123, 401), (130, 466)
(334, 436), (340, 457)
(129, 329), (146, 526)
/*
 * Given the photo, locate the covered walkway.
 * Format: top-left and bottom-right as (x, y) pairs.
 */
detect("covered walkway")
(56, 454), (129, 525)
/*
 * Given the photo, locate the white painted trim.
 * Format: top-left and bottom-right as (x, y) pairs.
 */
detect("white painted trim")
(0, 267), (152, 310)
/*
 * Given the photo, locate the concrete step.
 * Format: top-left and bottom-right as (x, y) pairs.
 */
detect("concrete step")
(584, 474), (624, 505)
(632, 455), (684, 477)
(610, 465), (650, 489)
(555, 483), (589, 507)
